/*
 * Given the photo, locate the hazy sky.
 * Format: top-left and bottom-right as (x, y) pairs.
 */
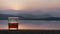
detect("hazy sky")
(0, 0), (60, 10)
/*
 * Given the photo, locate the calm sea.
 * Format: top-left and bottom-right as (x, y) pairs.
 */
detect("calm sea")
(0, 20), (60, 29)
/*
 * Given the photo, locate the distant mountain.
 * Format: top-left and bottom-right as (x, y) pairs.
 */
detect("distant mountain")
(0, 9), (60, 20)
(0, 9), (60, 17)
(0, 14), (24, 20)
(0, 14), (60, 20)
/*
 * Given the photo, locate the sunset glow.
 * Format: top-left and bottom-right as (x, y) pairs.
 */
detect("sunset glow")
(0, 0), (60, 10)
(9, 5), (23, 10)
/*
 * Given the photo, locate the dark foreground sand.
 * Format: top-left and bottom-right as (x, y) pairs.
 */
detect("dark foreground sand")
(0, 30), (60, 34)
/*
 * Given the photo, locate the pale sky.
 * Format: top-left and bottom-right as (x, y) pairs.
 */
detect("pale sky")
(0, 0), (60, 10)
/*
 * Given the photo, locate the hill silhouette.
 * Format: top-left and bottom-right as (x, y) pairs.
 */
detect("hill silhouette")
(0, 14), (60, 20)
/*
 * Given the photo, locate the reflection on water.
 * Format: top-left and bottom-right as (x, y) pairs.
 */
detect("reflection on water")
(0, 20), (60, 29)
(0, 20), (60, 26)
